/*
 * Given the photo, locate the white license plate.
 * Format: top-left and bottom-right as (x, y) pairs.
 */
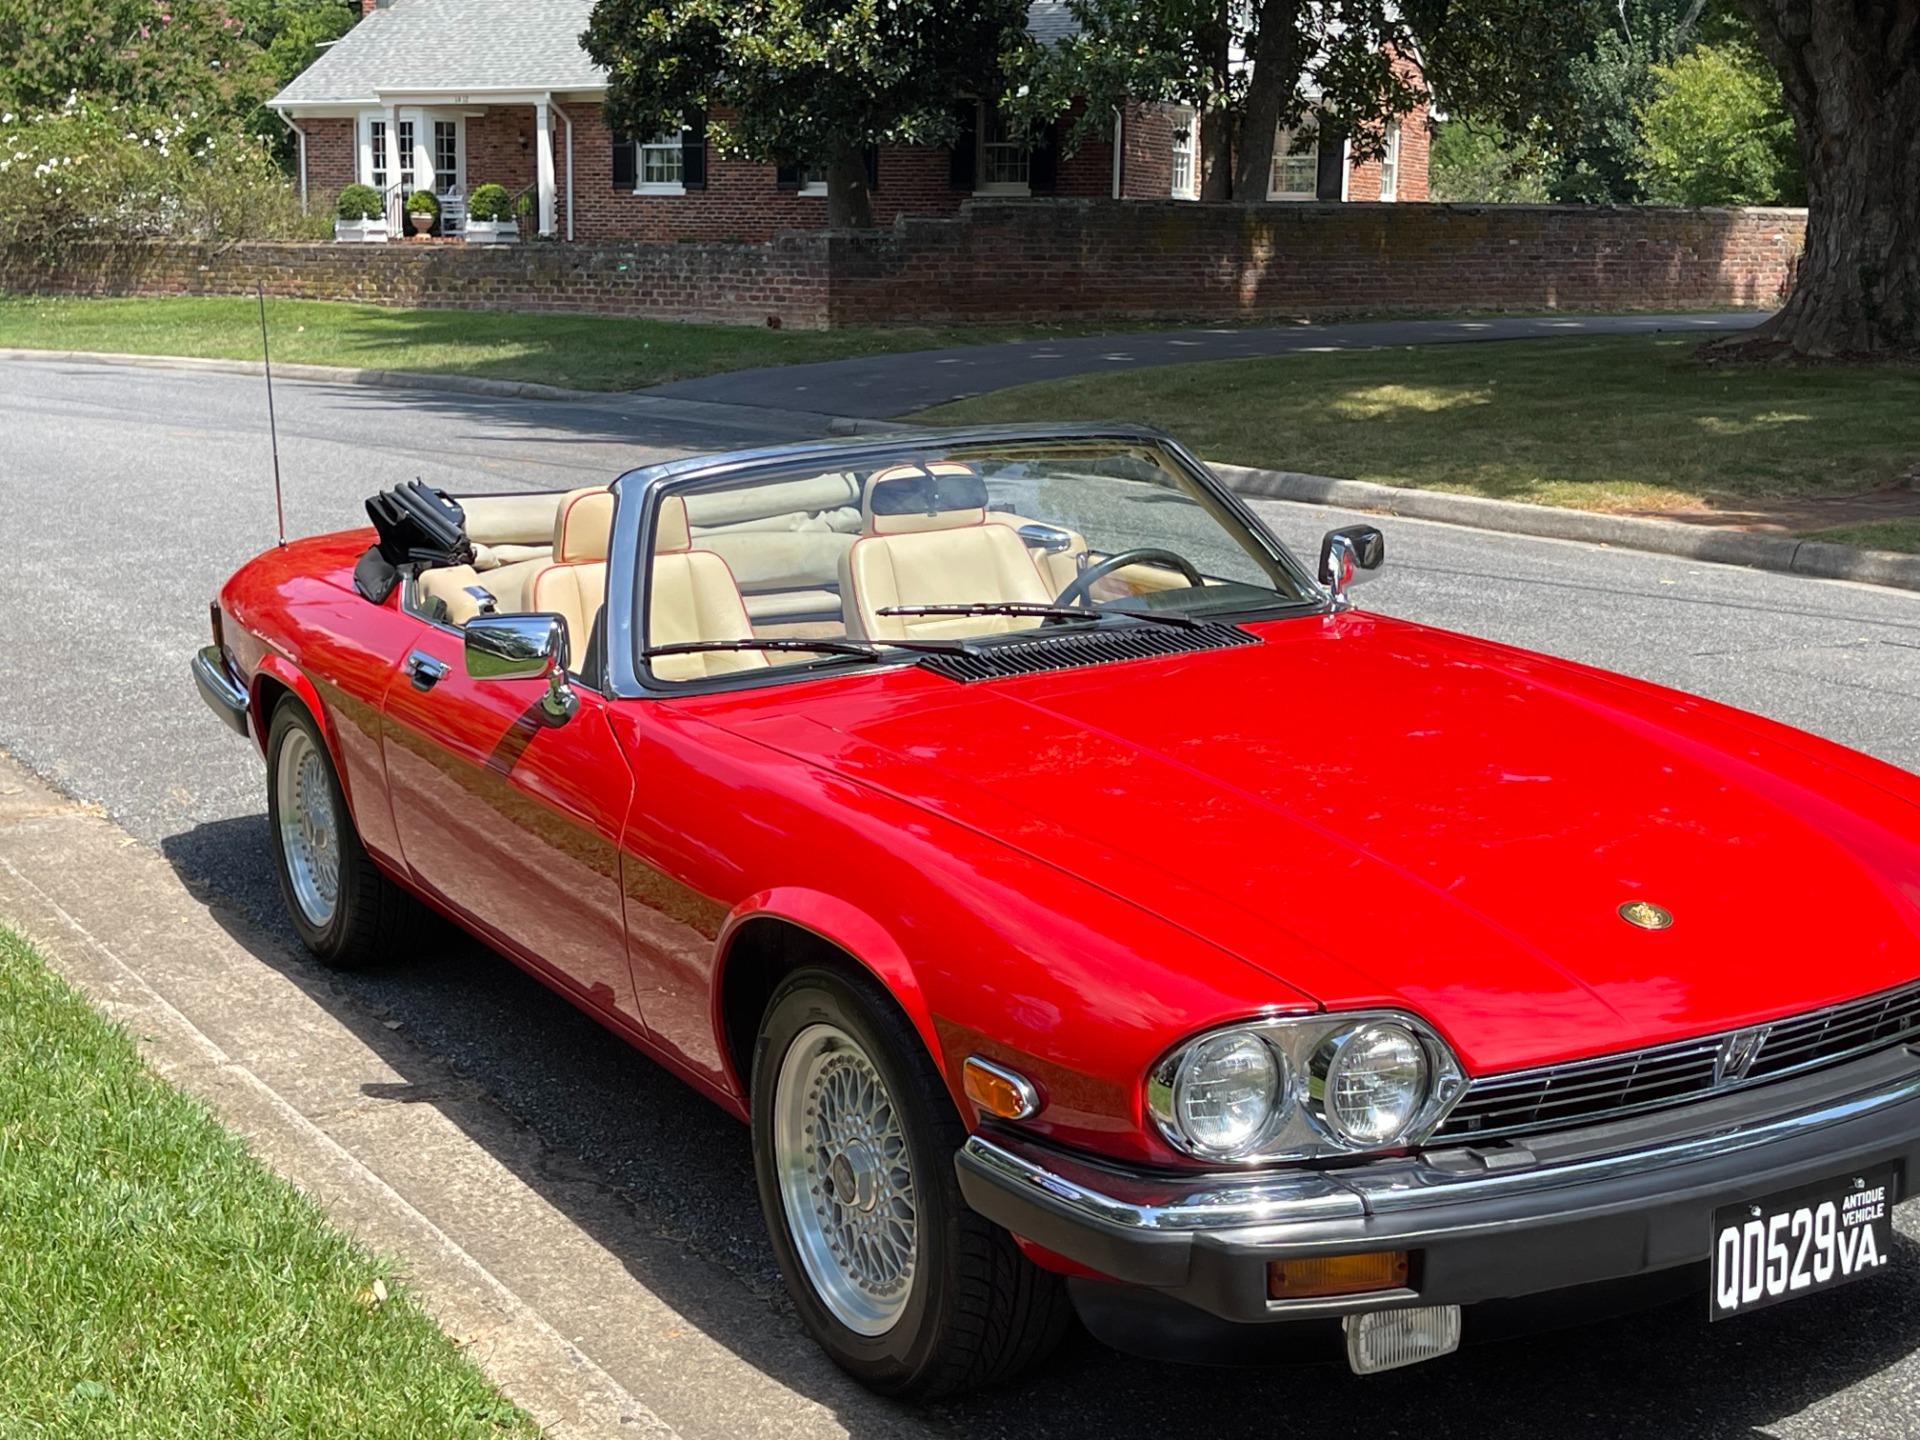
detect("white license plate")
(1710, 1167), (1897, 1320)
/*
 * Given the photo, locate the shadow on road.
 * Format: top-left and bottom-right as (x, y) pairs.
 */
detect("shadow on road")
(160, 816), (1920, 1440)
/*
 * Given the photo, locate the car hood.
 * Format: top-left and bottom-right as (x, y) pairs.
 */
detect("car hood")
(717, 614), (1920, 1075)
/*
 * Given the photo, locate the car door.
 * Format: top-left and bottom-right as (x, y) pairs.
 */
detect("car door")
(379, 615), (642, 1025)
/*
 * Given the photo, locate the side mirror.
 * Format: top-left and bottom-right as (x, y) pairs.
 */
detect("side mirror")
(464, 613), (578, 726)
(1318, 525), (1385, 611)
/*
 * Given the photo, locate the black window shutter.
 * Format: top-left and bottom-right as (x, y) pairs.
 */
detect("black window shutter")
(1315, 126), (1346, 201)
(864, 145), (880, 192)
(948, 102), (977, 190)
(1028, 119), (1060, 193)
(611, 137), (637, 192)
(681, 112), (707, 190)
(775, 163), (801, 191)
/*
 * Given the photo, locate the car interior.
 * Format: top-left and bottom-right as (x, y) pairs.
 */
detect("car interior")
(401, 451), (1289, 687)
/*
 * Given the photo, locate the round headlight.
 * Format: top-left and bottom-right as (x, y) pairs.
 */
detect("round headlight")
(1162, 1031), (1287, 1159)
(1321, 1024), (1429, 1146)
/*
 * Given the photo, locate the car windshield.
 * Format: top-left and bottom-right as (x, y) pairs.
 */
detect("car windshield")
(639, 437), (1319, 684)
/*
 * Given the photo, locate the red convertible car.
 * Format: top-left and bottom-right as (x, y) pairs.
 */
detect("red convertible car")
(194, 425), (1920, 1394)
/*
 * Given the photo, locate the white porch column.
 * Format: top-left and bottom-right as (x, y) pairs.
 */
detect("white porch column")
(535, 98), (557, 236)
(412, 111), (434, 199)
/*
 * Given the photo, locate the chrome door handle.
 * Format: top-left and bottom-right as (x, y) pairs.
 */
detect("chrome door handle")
(406, 651), (450, 691)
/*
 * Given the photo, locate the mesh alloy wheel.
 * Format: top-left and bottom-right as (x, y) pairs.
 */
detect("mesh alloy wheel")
(773, 1022), (920, 1336)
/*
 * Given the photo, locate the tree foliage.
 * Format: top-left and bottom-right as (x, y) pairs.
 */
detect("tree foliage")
(0, 0), (355, 158)
(583, 0), (1029, 226)
(1639, 40), (1802, 205)
(1008, 1), (1429, 200)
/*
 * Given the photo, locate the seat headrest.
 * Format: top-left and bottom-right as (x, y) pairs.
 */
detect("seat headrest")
(655, 495), (692, 554)
(553, 487), (615, 564)
(864, 463), (988, 535)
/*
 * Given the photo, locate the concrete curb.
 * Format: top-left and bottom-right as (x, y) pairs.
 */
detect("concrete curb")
(0, 346), (914, 437)
(1212, 463), (1920, 595)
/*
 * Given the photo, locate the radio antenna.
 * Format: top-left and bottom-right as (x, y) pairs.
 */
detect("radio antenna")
(256, 281), (287, 547)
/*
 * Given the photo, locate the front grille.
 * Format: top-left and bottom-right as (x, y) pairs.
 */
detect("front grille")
(1435, 977), (1920, 1144)
(915, 621), (1258, 682)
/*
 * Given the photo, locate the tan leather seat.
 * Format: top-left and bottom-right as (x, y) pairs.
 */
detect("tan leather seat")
(527, 487), (614, 672)
(646, 496), (768, 682)
(840, 465), (1053, 642)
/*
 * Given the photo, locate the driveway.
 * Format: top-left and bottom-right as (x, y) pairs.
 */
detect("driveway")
(2, 355), (1918, 1439)
(644, 311), (1769, 418)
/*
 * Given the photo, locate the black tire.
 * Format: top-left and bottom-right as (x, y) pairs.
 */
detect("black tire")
(265, 697), (429, 969)
(751, 965), (1072, 1398)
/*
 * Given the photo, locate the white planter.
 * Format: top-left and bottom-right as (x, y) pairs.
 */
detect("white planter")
(334, 218), (390, 243)
(464, 219), (520, 245)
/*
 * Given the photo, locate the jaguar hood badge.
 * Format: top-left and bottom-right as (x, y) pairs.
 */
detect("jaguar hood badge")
(1618, 901), (1674, 931)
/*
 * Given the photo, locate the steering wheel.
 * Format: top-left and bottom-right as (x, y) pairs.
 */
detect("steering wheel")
(1055, 547), (1206, 610)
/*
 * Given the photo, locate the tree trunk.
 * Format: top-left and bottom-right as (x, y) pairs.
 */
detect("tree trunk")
(1198, 1), (1236, 199)
(1734, 0), (1920, 356)
(825, 150), (874, 229)
(1234, 0), (1304, 202)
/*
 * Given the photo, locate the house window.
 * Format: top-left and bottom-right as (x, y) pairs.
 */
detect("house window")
(395, 119), (416, 194)
(639, 132), (684, 190)
(1169, 109), (1197, 199)
(1268, 124), (1319, 200)
(979, 108), (1030, 192)
(433, 121), (458, 193)
(798, 163), (829, 197)
(1378, 121), (1400, 202)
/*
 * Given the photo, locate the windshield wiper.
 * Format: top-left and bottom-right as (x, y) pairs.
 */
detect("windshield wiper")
(643, 636), (976, 664)
(876, 602), (1205, 631)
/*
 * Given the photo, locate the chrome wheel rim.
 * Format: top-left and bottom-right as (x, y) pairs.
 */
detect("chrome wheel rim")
(276, 728), (340, 929)
(773, 1022), (918, 1336)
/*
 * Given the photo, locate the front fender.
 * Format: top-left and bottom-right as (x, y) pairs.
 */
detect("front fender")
(714, 887), (943, 1097)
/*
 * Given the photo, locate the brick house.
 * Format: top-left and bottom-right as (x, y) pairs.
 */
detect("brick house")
(269, 0), (1429, 243)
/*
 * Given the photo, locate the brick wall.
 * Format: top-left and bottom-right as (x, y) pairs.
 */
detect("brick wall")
(2, 237), (832, 328)
(821, 200), (1805, 326)
(2, 201), (1804, 332)
(296, 118), (356, 208)
(1121, 105), (1178, 200)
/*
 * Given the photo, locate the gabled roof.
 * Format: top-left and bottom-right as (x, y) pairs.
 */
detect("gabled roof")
(272, 0), (604, 108)
(273, 0), (1083, 111)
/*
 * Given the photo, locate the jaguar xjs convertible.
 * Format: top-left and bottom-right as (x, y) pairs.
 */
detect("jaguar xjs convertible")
(193, 424), (1920, 1395)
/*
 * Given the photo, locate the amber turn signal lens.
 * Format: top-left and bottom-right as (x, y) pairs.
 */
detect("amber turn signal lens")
(1269, 1251), (1410, 1300)
(963, 1056), (1041, 1120)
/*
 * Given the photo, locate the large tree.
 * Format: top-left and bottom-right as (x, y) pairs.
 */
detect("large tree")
(582, 0), (1028, 228)
(1729, 1), (1919, 355)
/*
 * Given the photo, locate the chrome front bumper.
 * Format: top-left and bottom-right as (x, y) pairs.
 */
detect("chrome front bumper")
(956, 1045), (1920, 1328)
(192, 645), (250, 737)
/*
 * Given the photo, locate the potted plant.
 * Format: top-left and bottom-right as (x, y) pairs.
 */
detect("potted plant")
(334, 183), (389, 243)
(465, 183), (518, 244)
(405, 189), (440, 236)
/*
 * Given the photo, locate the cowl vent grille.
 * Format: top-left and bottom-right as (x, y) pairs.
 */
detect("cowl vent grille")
(916, 622), (1258, 682)
(1436, 977), (1920, 1144)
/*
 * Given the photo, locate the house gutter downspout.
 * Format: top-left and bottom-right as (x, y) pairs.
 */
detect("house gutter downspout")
(274, 111), (308, 214)
(1111, 108), (1123, 199)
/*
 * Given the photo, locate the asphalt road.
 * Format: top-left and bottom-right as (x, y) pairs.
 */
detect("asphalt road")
(3, 356), (1919, 1439)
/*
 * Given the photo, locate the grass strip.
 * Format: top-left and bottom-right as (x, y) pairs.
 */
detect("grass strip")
(0, 924), (538, 1439)
(0, 295), (1125, 392)
(921, 334), (1920, 522)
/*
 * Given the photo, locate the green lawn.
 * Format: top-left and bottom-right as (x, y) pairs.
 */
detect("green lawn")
(921, 335), (1920, 528)
(0, 295), (1134, 392)
(0, 926), (537, 1439)
(1805, 519), (1920, 553)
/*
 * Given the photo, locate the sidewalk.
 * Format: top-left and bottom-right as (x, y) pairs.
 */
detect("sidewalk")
(642, 311), (1770, 418)
(0, 752), (922, 1440)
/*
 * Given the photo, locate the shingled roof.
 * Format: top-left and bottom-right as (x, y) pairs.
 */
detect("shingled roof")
(272, 0), (603, 107)
(273, 0), (1083, 110)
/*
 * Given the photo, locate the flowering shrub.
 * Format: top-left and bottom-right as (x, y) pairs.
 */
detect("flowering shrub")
(0, 95), (326, 250)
